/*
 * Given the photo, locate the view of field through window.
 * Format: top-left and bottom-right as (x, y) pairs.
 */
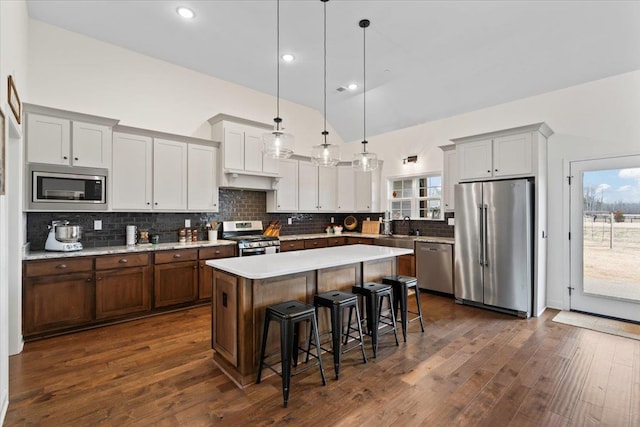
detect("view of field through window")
(582, 168), (640, 301)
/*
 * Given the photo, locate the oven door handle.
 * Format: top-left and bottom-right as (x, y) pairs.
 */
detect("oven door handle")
(240, 247), (267, 256)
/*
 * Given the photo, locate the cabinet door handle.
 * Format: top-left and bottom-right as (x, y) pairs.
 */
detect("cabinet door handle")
(487, 170), (491, 173)
(494, 169), (498, 172)
(75, 157), (79, 161)
(174, 254), (181, 258)
(56, 264), (68, 269)
(96, 277), (101, 281)
(119, 258), (128, 264)
(147, 202), (151, 205)
(154, 202), (158, 206)
(63, 156), (68, 160)
(193, 265), (197, 270)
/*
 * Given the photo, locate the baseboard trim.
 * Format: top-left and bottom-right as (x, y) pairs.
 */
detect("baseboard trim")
(1, 390), (8, 426)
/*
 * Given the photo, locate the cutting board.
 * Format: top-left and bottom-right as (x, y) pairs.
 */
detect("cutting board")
(361, 220), (381, 235)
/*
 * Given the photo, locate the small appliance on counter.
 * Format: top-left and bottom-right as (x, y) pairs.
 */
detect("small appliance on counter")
(45, 220), (83, 252)
(382, 211), (392, 235)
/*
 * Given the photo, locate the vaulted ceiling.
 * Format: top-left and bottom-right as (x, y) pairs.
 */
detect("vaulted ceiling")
(27, 1), (640, 142)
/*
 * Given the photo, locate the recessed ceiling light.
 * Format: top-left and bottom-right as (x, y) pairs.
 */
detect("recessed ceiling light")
(281, 53), (295, 62)
(176, 7), (195, 19)
(347, 83), (358, 90)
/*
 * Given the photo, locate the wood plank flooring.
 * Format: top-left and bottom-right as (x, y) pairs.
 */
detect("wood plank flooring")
(5, 294), (640, 426)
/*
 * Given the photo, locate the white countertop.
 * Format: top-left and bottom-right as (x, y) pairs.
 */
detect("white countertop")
(24, 240), (237, 261)
(206, 244), (413, 279)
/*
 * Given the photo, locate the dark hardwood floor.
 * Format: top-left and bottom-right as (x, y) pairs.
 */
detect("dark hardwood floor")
(6, 294), (640, 426)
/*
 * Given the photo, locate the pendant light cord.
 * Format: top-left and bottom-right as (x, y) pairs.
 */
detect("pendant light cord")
(360, 19), (369, 153)
(323, 0), (327, 144)
(276, 0), (281, 130)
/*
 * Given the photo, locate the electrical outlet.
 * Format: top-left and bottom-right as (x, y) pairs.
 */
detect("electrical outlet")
(330, 217), (334, 223)
(288, 218), (292, 225)
(448, 218), (455, 226)
(366, 217), (370, 221)
(185, 219), (191, 228)
(94, 220), (102, 231)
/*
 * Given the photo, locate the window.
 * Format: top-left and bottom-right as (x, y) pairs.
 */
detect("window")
(389, 174), (442, 220)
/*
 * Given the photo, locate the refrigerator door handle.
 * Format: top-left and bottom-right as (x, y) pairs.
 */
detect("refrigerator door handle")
(483, 204), (489, 266)
(478, 204), (484, 266)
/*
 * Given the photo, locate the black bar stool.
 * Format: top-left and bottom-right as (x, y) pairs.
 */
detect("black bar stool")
(256, 300), (326, 408)
(382, 275), (425, 341)
(351, 282), (399, 357)
(307, 290), (367, 379)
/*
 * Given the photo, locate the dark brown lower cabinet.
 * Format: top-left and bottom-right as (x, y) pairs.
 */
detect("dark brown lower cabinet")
(198, 246), (236, 300)
(24, 272), (94, 335)
(397, 254), (416, 277)
(154, 249), (198, 308)
(96, 266), (151, 319)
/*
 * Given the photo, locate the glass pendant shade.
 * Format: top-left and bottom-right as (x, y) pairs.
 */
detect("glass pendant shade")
(263, 128), (295, 159)
(311, 142), (340, 167)
(352, 150), (378, 172)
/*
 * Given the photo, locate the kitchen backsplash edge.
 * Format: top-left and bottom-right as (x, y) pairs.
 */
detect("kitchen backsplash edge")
(26, 189), (453, 250)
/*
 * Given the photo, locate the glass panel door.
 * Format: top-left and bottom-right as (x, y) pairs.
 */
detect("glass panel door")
(569, 155), (640, 322)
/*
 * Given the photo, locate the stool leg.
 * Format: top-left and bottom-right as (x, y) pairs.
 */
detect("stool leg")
(354, 303), (368, 364)
(370, 293), (380, 358)
(256, 313), (271, 384)
(387, 293), (399, 347)
(280, 319), (294, 408)
(400, 285), (409, 342)
(305, 307), (318, 363)
(414, 286), (425, 332)
(331, 304), (342, 380)
(343, 306), (354, 346)
(311, 314), (327, 386)
(292, 322), (300, 368)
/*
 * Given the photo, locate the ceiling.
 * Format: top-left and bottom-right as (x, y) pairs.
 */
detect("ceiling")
(26, 1), (640, 142)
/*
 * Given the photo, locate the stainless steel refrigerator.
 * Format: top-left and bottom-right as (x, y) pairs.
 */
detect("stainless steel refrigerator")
(454, 179), (532, 318)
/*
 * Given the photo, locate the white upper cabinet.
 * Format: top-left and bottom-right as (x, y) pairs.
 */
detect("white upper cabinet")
(26, 113), (112, 168)
(456, 131), (533, 182)
(267, 158), (298, 212)
(440, 145), (458, 211)
(112, 133), (192, 211)
(337, 166), (355, 212)
(153, 139), (188, 211)
(188, 144), (218, 212)
(354, 167), (382, 213)
(297, 162), (337, 212)
(112, 132), (153, 210)
(223, 127), (244, 171)
(71, 122), (112, 168)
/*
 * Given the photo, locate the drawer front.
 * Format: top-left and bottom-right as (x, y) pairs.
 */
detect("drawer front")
(304, 238), (328, 249)
(25, 257), (94, 277)
(327, 236), (346, 246)
(95, 253), (150, 270)
(280, 240), (305, 252)
(346, 237), (373, 245)
(155, 249), (198, 264)
(199, 245), (236, 259)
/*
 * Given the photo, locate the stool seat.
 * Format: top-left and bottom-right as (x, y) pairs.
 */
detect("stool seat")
(256, 300), (326, 407)
(382, 275), (425, 341)
(309, 290), (367, 379)
(352, 282), (399, 357)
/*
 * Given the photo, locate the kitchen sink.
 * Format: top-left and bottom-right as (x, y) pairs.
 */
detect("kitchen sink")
(373, 235), (416, 249)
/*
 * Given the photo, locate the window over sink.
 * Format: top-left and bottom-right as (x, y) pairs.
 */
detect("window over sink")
(388, 174), (442, 220)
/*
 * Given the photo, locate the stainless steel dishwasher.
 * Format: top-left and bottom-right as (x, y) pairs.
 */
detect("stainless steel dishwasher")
(416, 242), (453, 295)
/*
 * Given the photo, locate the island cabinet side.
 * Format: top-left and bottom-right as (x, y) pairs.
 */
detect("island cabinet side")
(363, 258), (397, 282)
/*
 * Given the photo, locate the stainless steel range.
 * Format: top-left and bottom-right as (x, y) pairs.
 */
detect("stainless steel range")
(222, 221), (280, 256)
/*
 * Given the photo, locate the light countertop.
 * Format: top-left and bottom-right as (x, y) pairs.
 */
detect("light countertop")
(24, 240), (237, 261)
(206, 244), (413, 279)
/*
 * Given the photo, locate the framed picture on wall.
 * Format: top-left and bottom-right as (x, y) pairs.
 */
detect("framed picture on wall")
(0, 107), (5, 195)
(8, 75), (22, 125)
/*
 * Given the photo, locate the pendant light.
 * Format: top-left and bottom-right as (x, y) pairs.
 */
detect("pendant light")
(311, 0), (340, 167)
(263, 0), (295, 159)
(352, 19), (378, 171)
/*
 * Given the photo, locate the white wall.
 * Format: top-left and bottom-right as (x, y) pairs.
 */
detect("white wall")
(0, 0), (29, 423)
(27, 20), (342, 149)
(25, 19), (640, 313)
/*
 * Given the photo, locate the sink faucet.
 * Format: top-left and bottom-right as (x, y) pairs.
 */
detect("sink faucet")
(403, 216), (413, 236)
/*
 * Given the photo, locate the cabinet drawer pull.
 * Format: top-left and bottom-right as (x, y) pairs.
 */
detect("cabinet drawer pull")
(215, 250), (221, 254)
(56, 264), (68, 269)
(173, 254), (181, 258)
(96, 277), (101, 281)
(119, 258), (128, 264)
(193, 265), (197, 270)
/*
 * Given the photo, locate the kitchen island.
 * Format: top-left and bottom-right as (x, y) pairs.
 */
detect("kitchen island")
(206, 244), (413, 387)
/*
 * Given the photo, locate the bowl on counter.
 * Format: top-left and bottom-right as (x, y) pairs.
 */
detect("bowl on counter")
(344, 216), (358, 231)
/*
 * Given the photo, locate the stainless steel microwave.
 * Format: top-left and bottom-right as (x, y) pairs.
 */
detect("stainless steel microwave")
(28, 164), (107, 211)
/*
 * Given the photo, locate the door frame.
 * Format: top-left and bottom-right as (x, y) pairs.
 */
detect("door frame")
(562, 152), (640, 318)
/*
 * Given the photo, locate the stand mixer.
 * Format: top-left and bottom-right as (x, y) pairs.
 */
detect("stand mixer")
(45, 220), (83, 252)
